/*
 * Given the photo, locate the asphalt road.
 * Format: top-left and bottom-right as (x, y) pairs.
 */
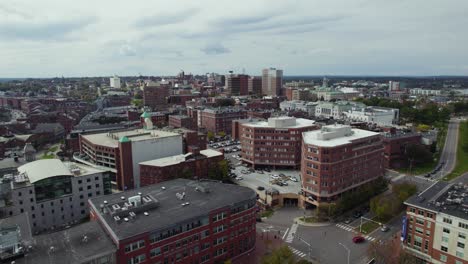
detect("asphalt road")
(436, 118), (460, 179)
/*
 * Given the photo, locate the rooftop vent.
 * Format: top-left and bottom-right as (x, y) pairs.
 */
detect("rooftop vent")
(181, 202), (190, 206)
(162, 187), (166, 190)
(104, 200), (108, 204)
(124, 218), (129, 222)
(144, 212), (149, 216)
(113, 216), (121, 222)
(176, 192), (186, 200)
(121, 196), (125, 200)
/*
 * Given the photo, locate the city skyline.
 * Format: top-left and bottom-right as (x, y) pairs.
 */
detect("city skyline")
(1, 0), (468, 78)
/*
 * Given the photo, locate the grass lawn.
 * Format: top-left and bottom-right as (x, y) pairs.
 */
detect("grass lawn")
(41, 152), (55, 159)
(445, 121), (468, 181)
(300, 216), (319, 223)
(48, 146), (58, 153)
(356, 221), (380, 234)
(260, 209), (274, 218)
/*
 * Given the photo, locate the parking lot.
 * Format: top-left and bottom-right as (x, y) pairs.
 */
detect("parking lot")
(231, 165), (302, 195)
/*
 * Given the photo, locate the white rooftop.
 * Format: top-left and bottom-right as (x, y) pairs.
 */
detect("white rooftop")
(242, 117), (315, 128)
(82, 129), (180, 148)
(302, 124), (379, 147)
(139, 149), (223, 167)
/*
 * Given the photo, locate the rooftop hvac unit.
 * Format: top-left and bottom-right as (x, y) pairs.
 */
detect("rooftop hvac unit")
(128, 195), (142, 207)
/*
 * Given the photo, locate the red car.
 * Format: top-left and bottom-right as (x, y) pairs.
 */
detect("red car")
(352, 236), (365, 243)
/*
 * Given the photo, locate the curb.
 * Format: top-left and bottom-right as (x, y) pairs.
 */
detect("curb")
(293, 217), (332, 227)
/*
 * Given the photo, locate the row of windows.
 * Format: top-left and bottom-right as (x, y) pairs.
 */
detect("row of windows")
(125, 240), (145, 253)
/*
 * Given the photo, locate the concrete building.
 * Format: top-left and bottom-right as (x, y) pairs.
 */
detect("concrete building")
(143, 82), (170, 111)
(225, 74), (249, 96)
(238, 117), (318, 169)
(75, 125), (183, 190)
(301, 125), (384, 206)
(410, 88), (442, 96)
(403, 179), (468, 264)
(139, 149), (224, 186)
(262, 68), (283, 96)
(89, 179), (257, 264)
(280, 100), (318, 116)
(314, 101), (366, 120)
(110, 76), (121, 89)
(382, 130), (422, 169)
(198, 107), (247, 134)
(0, 159), (112, 234)
(343, 106), (400, 126)
(389, 81), (400, 91)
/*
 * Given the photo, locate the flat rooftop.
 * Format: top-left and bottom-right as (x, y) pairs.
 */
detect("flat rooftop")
(13, 221), (116, 264)
(139, 149), (222, 167)
(89, 179), (256, 241)
(242, 117), (315, 129)
(303, 124), (380, 147)
(82, 128), (181, 148)
(405, 174), (468, 220)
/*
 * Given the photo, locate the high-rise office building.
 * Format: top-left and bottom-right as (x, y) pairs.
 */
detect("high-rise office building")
(110, 75), (121, 89)
(225, 74), (249, 96)
(262, 68), (283, 96)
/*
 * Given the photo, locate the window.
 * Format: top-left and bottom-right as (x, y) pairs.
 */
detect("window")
(456, 251), (464, 258)
(127, 254), (146, 264)
(440, 254), (447, 262)
(87, 185), (91, 190)
(426, 222), (431, 228)
(150, 247), (161, 257)
(443, 217), (452, 224)
(443, 228), (450, 234)
(426, 213), (433, 218)
(78, 180), (82, 184)
(459, 233), (466, 239)
(459, 222), (468, 229)
(415, 227), (423, 234)
(457, 242), (465, 249)
(416, 218), (424, 225)
(441, 246), (448, 252)
(442, 236), (449, 243)
(125, 240), (146, 253)
(418, 210), (424, 216)
(87, 178), (91, 182)
(410, 208), (416, 213)
(79, 187), (83, 191)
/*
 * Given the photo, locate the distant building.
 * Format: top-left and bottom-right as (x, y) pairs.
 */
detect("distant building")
(110, 75), (121, 89)
(198, 108), (247, 134)
(403, 179), (468, 264)
(248, 76), (262, 95)
(238, 117), (318, 169)
(280, 100), (317, 116)
(89, 179), (257, 264)
(315, 101), (366, 120)
(143, 82), (170, 111)
(139, 149), (224, 186)
(169, 115), (197, 130)
(343, 106), (400, 126)
(410, 88), (442, 96)
(389, 81), (400, 91)
(0, 159), (112, 234)
(262, 68), (283, 96)
(381, 129), (422, 169)
(301, 125), (384, 206)
(75, 124), (183, 190)
(225, 74), (249, 96)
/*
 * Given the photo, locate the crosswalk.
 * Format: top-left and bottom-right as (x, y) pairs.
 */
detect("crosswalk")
(335, 223), (377, 241)
(285, 223), (298, 243)
(289, 246), (307, 258)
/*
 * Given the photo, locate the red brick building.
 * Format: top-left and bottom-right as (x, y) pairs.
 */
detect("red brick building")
(169, 115), (197, 130)
(301, 125), (384, 206)
(139, 149), (223, 186)
(225, 74), (249, 96)
(143, 83), (170, 111)
(89, 179), (257, 264)
(382, 130), (422, 169)
(403, 181), (468, 264)
(198, 108), (247, 134)
(238, 117), (318, 169)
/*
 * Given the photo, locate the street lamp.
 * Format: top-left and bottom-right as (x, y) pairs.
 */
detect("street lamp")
(338, 243), (350, 264)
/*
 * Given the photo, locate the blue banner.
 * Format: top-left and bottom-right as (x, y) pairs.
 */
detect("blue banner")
(401, 215), (407, 241)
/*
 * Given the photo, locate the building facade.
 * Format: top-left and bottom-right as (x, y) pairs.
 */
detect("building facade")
(198, 108), (247, 134)
(89, 179), (257, 264)
(403, 180), (468, 264)
(262, 68), (283, 96)
(238, 117), (318, 168)
(0, 159), (112, 234)
(301, 125), (384, 206)
(143, 83), (170, 111)
(343, 106), (400, 126)
(225, 74), (249, 96)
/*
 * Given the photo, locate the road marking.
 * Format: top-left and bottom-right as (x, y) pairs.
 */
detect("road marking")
(285, 223), (298, 243)
(282, 227), (290, 240)
(289, 246), (307, 259)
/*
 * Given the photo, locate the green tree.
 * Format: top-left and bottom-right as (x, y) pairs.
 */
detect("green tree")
(405, 144), (433, 165)
(218, 131), (226, 137)
(261, 245), (295, 264)
(207, 131), (215, 141)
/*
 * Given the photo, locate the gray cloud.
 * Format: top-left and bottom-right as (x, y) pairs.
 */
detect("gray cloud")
(201, 43), (230, 55)
(119, 44), (136, 56)
(134, 8), (199, 27)
(0, 16), (97, 41)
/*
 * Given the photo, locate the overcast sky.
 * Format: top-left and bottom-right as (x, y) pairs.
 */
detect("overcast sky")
(1, 0), (467, 78)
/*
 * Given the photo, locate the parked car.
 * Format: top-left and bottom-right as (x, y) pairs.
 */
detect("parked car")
(270, 175), (279, 179)
(290, 177), (298, 182)
(257, 170), (264, 174)
(352, 236), (365, 243)
(235, 176), (243, 180)
(344, 218), (352, 224)
(380, 225), (390, 232)
(281, 181), (288, 186)
(241, 170), (248, 174)
(257, 186), (265, 191)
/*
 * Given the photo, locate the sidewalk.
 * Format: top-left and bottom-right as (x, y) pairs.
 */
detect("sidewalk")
(233, 231), (283, 264)
(293, 216), (331, 227)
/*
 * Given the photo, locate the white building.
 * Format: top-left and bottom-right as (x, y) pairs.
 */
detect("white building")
(410, 88), (442, 96)
(110, 75), (121, 88)
(280, 100), (317, 116)
(389, 81), (400, 91)
(0, 160), (111, 234)
(262, 68), (283, 96)
(343, 106), (400, 126)
(314, 101), (365, 119)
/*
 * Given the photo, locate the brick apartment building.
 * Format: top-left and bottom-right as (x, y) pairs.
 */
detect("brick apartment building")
(225, 74), (249, 96)
(139, 149), (223, 186)
(301, 124), (384, 207)
(237, 116), (318, 169)
(403, 179), (468, 264)
(169, 115), (197, 130)
(198, 108), (247, 134)
(381, 130), (422, 169)
(89, 179), (257, 264)
(143, 83), (170, 111)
